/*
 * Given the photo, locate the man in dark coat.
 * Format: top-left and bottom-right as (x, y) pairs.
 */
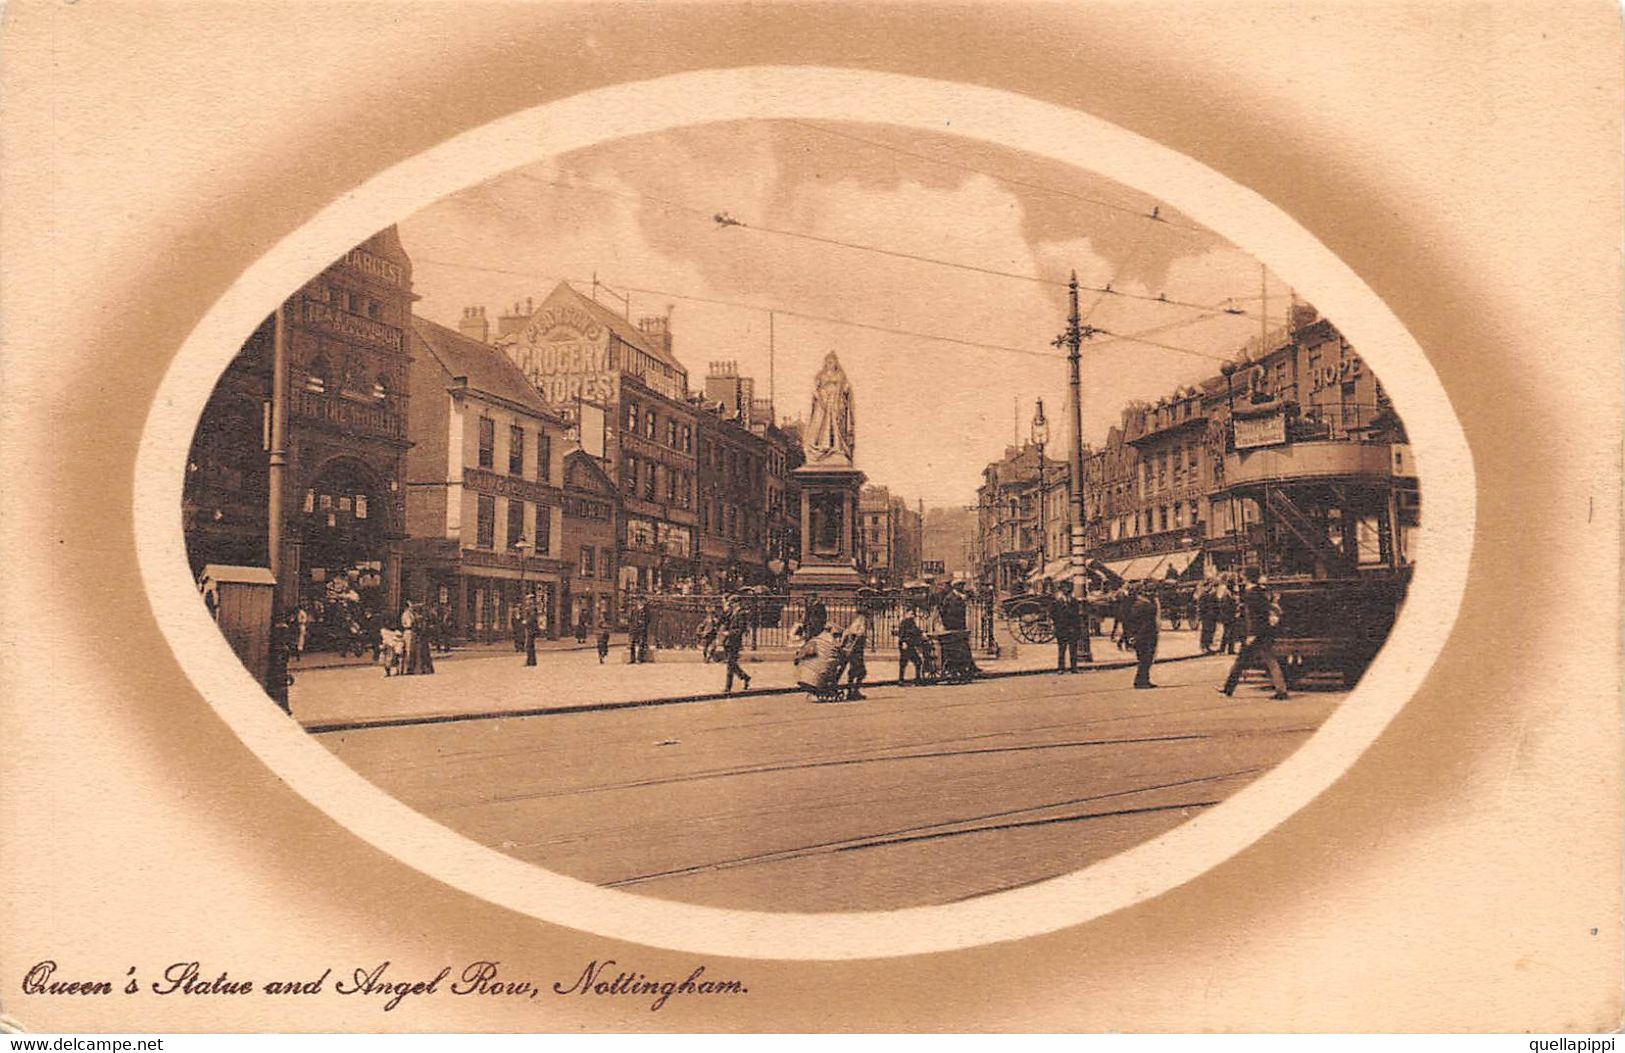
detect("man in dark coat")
(1216, 578), (1242, 655)
(1050, 580), (1083, 673)
(896, 607), (928, 685)
(1219, 566), (1290, 699)
(719, 595), (752, 695)
(1123, 584), (1161, 689)
(522, 598), (539, 667)
(1197, 583), (1220, 653)
(628, 599), (650, 664)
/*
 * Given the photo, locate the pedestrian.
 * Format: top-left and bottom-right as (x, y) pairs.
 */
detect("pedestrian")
(838, 605), (869, 701)
(1197, 582), (1220, 653)
(719, 595), (752, 695)
(510, 604), (525, 653)
(522, 598), (538, 667)
(575, 609), (589, 645)
(1218, 566), (1290, 700)
(1111, 586), (1134, 651)
(897, 606), (927, 686)
(293, 603), (310, 662)
(696, 606), (720, 662)
(1050, 579), (1083, 673)
(628, 598), (650, 664)
(1217, 577), (1242, 655)
(801, 594), (828, 641)
(400, 602), (420, 675)
(1124, 583), (1161, 689)
(596, 625), (611, 664)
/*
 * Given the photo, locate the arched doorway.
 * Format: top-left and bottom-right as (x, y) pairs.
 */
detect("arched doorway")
(295, 458), (393, 648)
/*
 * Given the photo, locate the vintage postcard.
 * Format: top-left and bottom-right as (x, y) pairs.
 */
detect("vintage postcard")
(1, 1), (1620, 1036)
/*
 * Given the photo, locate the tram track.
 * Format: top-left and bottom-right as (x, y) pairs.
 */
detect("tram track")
(598, 766), (1262, 889)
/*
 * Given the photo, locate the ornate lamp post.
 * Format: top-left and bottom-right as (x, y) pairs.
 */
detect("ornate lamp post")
(1030, 398), (1050, 572)
(1052, 272), (1100, 593)
(513, 532), (532, 607)
(1220, 362), (1242, 567)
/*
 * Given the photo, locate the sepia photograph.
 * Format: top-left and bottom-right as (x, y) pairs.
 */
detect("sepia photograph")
(2, 1), (1618, 1037)
(184, 121), (1419, 914)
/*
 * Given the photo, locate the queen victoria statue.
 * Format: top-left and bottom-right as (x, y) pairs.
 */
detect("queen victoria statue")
(804, 351), (856, 465)
(789, 351), (866, 593)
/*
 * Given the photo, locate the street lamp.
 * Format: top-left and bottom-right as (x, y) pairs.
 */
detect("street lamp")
(1030, 398), (1050, 571)
(1219, 362), (1241, 566)
(513, 532), (532, 609)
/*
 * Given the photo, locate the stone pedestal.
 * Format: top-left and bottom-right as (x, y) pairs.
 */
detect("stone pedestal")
(787, 462), (866, 596)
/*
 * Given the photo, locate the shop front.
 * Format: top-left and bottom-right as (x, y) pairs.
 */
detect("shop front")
(458, 547), (565, 643)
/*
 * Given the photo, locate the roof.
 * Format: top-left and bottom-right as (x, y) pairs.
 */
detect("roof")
(411, 315), (562, 423)
(521, 282), (688, 378)
(563, 447), (617, 497)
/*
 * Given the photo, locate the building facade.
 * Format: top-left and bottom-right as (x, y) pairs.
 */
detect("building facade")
(857, 486), (924, 587)
(402, 316), (569, 641)
(184, 227), (416, 617)
(974, 444), (1068, 594)
(976, 307), (1416, 589)
(561, 448), (620, 632)
(493, 282), (699, 605)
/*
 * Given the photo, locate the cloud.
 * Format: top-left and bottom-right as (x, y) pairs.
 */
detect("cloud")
(397, 122), (1290, 508)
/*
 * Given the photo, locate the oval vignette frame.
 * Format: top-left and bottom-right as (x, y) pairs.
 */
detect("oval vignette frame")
(132, 67), (1475, 961)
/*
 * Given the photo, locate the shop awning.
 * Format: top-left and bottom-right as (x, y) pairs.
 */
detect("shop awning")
(1153, 547), (1205, 580)
(1104, 555), (1157, 580)
(1026, 556), (1074, 583)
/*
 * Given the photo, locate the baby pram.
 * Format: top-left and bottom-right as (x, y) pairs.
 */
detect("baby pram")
(794, 631), (847, 702)
(933, 629), (977, 684)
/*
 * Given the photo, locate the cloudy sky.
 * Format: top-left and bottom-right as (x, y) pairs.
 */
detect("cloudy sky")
(397, 120), (1296, 509)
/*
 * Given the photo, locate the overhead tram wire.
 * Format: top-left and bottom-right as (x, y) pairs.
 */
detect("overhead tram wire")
(413, 255), (1259, 366)
(781, 119), (1215, 237)
(511, 166), (1274, 323)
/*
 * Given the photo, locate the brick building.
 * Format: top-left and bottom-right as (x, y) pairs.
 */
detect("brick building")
(183, 227), (416, 617)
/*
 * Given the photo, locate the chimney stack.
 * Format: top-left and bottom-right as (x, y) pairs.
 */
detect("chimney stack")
(458, 305), (490, 344)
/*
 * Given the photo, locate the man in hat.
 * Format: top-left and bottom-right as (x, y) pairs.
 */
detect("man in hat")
(1050, 579), (1083, 674)
(719, 594), (752, 695)
(1123, 582), (1161, 689)
(1218, 566), (1290, 700)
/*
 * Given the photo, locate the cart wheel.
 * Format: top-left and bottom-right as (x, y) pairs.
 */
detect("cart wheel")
(1017, 609), (1053, 644)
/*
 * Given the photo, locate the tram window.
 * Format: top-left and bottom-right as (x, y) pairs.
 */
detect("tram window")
(1355, 516), (1384, 565)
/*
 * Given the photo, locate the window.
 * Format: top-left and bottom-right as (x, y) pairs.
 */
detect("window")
(645, 410), (657, 439)
(580, 545), (596, 578)
(1160, 505), (1170, 532)
(726, 505), (738, 539)
(476, 495), (495, 548)
(478, 417), (495, 469)
(536, 505), (551, 555)
(507, 499), (525, 547)
(622, 455), (638, 494)
(626, 401), (639, 433)
(681, 425), (692, 453)
(538, 431), (552, 484)
(599, 549), (611, 579)
(666, 466), (678, 502)
(1174, 503), (1185, 528)
(509, 425), (525, 475)
(306, 355), (330, 395)
(667, 419), (678, 447)
(644, 462), (656, 500)
(373, 374), (389, 402)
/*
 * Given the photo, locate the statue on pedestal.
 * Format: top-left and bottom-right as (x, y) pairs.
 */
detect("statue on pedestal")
(805, 351), (855, 464)
(788, 351), (865, 595)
